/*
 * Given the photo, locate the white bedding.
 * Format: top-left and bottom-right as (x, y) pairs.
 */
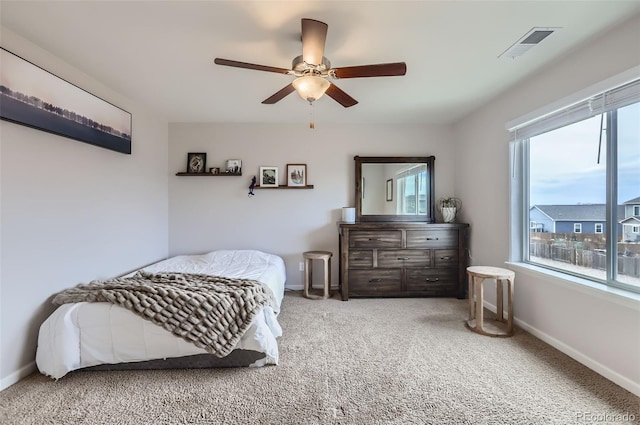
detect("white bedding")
(36, 250), (286, 379)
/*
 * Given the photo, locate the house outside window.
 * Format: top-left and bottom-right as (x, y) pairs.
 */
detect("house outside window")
(530, 221), (544, 232)
(509, 73), (640, 294)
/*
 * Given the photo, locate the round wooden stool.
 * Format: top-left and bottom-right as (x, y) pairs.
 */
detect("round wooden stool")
(303, 251), (332, 300)
(465, 266), (515, 337)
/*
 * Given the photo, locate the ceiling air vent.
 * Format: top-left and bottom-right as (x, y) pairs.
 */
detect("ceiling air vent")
(499, 27), (561, 59)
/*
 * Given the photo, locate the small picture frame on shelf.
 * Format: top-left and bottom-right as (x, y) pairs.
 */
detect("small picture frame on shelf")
(209, 167), (219, 175)
(286, 164), (307, 187)
(259, 166), (278, 187)
(187, 152), (206, 173)
(386, 179), (393, 201)
(225, 159), (242, 174)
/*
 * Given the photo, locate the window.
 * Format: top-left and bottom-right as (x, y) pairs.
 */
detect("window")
(509, 72), (640, 293)
(396, 165), (427, 215)
(530, 221), (544, 232)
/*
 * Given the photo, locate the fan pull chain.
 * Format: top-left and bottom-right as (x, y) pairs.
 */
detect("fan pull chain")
(309, 101), (315, 129)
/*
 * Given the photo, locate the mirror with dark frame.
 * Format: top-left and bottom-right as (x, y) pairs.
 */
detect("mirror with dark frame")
(355, 156), (435, 222)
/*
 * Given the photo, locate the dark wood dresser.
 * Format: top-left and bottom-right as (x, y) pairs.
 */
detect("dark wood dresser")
(338, 222), (469, 300)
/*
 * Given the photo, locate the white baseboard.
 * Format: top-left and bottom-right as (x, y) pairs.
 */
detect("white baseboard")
(285, 285), (340, 291)
(1, 361), (36, 392)
(483, 301), (640, 397)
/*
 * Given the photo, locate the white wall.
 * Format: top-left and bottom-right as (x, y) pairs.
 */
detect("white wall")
(0, 28), (170, 388)
(168, 123), (455, 288)
(453, 14), (640, 395)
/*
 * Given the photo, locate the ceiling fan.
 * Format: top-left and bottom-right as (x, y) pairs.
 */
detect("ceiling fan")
(214, 18), (407, 108)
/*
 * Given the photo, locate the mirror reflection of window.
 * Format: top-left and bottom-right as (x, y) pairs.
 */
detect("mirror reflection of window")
(396, 164), (427, 215)
(361, 163), (428, 215)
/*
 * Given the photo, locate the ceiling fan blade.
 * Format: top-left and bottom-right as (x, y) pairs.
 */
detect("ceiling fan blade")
(301, 18), (328, 65)
(214, 58), (290, 74)
(325, 84), (358, 108)
(332, 62), (407, 79)
(261, 84), (296, 104)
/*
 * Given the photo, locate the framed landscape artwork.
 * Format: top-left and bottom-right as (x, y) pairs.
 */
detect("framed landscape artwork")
(225, 159), (242, 174)
(0, 47), (132, 154)
(259, 166), (278, 187)
(286, 164), (307, 187)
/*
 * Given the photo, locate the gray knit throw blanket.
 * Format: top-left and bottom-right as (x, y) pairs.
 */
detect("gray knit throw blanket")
(52, 271), (275, 357)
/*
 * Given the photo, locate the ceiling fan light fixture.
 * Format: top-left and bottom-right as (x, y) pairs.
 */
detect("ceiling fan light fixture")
(214, 18), (405, 108)
(292, 75), (330, 103)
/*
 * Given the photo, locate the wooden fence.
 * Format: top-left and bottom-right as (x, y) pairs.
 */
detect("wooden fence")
(530, 243), (640, 278)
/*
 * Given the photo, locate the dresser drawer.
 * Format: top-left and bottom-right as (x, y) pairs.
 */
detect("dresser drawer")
(349, 269), (402, 296)
(349, 230), (402, 248)
(405, 268), (458, 295)
(378, 250), (431, 268)
(339, 222), (469, 300)
(406, 230), (457, 248)
(348, 250), (373, 268)
(434, 249), (459, 267)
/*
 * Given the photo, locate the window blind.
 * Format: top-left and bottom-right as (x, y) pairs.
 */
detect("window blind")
(509, 77), (640, 141)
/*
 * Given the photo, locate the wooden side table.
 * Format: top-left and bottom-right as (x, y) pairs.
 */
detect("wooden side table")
(303, 251), (332, 300)
(465, 266), (515, 337)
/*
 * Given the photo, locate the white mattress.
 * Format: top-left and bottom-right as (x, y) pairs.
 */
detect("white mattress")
(36, 250), (286, 379)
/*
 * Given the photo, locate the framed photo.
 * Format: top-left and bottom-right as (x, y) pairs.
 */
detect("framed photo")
(0, 47), (132, 154)
(386, 179), (393, 201)
(225, 159), (242, 174)
(187, 152), (206, 173)
(259, 166), (278, 187)
(286, 164), (307, 187)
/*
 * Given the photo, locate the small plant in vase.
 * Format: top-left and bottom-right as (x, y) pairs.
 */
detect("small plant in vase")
(437, 197), (462, 223)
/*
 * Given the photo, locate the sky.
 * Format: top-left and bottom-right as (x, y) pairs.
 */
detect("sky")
(529, 102), (640, 206)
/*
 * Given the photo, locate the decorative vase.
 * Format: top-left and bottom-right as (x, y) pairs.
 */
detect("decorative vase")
(442, 207), (457, 223)
(437, 197), (462, 223)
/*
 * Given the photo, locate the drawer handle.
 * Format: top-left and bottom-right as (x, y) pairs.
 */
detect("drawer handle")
(397, 257), (410, 260)
(425, 278), (440, 282)
(426, 237), (439, 241)
(368, 238), (380, 241)
(369, 278), (382, 283)
(440, 256), (452, 260)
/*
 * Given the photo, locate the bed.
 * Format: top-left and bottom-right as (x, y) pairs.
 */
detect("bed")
(36, 249), (286, 379)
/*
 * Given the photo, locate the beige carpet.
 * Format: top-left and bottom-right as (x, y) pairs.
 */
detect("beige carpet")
(1, 292), (638, 425)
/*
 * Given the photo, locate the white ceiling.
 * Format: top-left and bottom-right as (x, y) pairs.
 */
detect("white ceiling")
(1, 1), (639, 125)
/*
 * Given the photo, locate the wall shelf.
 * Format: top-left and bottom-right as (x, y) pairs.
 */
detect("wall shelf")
(254, 185), (314, 189)
(176, 172), (242, 177)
